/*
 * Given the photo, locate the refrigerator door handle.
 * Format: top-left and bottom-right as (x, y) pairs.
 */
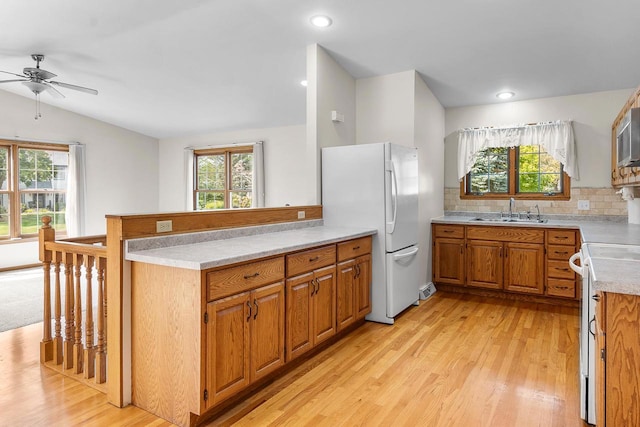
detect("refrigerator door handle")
(386, 161), (398, 234)
(393, 246), (419, 260)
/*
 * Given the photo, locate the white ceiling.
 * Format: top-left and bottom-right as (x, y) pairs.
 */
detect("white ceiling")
(1, 0), (639, 139)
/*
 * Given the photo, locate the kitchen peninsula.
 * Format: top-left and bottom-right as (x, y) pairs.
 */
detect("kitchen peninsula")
(123, 218), (375, 426)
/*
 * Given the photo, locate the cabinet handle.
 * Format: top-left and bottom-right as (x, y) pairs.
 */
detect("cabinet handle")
(555, 236), (568, 240)
(592, 294), (601, 302)
(554, 286), (570, 290)
(309, 256), (320, 262)
(558, 267), (570, 272)
(554, 251), (568, 255)
(443, 230), (454, 233)
(589, 317), (596, 338)
(253, 299), (258, 320)
(244, 272), (260, 279)
(354, 264), (360, 279)
(311, 278), (317, 296)
(353, 246), (360, 250)
(314, 278), (320, 296)
(499, 247), (503, 258)
(246, 301), (252, 321)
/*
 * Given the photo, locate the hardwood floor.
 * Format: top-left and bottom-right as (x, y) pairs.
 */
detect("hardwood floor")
(0, 292), (586, 426)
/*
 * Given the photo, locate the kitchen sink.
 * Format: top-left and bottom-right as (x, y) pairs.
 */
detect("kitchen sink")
(468, 217), (548, 224)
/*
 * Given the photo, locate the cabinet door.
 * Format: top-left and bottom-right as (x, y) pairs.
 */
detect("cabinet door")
(336, 260), (356, 332)
(207, 292), (251, 407)
(313, 265), (337, 346)
(433, 238), (465, 285)
(467, 240), (502, 289)
(355, 255), (371, 320)
(285, 272), (313, 361)
(250, 282), (285, 382)
(504, 242), (544, 294)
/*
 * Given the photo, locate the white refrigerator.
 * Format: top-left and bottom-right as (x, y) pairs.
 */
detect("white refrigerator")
(322, 142), (420, 324)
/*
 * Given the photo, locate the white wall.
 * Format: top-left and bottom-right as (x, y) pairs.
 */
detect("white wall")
(414, 73), (445, 285)
(354, 70), (445, 288)
(157, 124), (308, 211)
(444, 89), (633, 188)
(356, 71), (415, 147)
(0, 89), (159, 268)
(306, 44), (356, 204)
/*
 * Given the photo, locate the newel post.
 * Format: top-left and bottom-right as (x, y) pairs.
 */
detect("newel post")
(39, 215), (55, 363)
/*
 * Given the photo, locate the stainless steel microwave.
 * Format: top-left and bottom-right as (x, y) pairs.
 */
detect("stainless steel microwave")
(617, 107), (640, 167)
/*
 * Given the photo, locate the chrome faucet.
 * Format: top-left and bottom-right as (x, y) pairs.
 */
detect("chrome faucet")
(509, 197), (515, 218)
(534, 204), (541, 222)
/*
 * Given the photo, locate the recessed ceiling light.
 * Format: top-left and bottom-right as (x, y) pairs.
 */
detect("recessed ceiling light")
(300, 80), (308, 87)
(310, 15), (332, 28)
(496, 91), (515, 100)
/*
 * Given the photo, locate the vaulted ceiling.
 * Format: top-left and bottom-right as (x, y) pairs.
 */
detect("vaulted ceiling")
(1, 0), (638, 139)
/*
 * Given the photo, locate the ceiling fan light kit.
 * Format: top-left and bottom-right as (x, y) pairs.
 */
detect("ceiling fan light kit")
(0, 54), (98, 120)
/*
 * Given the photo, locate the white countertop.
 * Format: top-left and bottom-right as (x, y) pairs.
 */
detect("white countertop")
(433, 215), (640, 296)
(125, 222), (376, 270)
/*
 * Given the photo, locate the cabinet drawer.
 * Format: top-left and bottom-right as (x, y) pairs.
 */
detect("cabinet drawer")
(207, 256), (285, 301)
(547, 260), (575, 280)
(547, 229), (577, 245)
(467, 226), (544, 243)
(547, 278), (576, 299)
(547, 245), (575, 261)
(337, 237), (372, 262)
(286, 245), (336, 277)
(434, 224), (464, 239)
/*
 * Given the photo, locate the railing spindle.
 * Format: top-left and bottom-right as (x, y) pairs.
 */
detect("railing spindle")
(84, 256), (96, 379)
(73, 253), (84, 374)
(63, 253), (75, 370)
(95, 257), (107, 383)
(53, 252), (63, 364)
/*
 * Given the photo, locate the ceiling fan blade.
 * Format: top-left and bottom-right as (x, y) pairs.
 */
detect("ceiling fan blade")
(0, 69), (27, 78)
(42, 82), (65, 99)
(0, 79), (28, 84)
(49, 80), (98, 95)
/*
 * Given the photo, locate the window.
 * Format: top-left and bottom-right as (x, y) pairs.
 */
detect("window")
(194, 147), (253, 210)
(462, 145), (569, 199)
(0, 141), (68, 240)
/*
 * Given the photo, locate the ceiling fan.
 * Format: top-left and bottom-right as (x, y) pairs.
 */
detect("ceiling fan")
(0, 54), (98, 119)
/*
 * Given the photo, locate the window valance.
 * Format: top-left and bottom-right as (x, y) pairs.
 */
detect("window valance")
(457, 120), (578, 180)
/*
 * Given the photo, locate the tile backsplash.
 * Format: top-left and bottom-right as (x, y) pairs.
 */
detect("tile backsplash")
(444, 187), (628, 217)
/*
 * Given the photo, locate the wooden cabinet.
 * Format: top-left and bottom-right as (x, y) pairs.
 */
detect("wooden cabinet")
(433, 223), (579, 302)
(336, 237), (373, 331)
(130, 236), (372, 427)
(595, 291), (640, 426)
(285, 246), (337, 361)
(467, 239), (502, 289)
(545, 229), (579, 299)
(432, 224), (465, 286)
(503, 242), (544, 294)
(206, 281), (285, 407)
(466, 226), (544, 295)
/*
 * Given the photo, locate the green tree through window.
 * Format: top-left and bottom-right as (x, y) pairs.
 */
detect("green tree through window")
(463, 145), (567, 199)
(194, 148), (253, 210)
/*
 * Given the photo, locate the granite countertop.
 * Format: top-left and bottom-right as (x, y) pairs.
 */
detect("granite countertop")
(124, 220), (376, 270)
(433, 214), (640, 296)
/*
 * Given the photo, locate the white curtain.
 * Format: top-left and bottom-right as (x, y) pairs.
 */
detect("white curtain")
(65, 144), (86, 237)
(184, 148), (195, 210)
(252, 141), (265, 207)
(457, 120), (579, 180)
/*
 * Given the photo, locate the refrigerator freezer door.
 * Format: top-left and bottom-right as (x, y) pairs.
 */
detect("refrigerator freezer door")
(385, 144), (419, 252)
(386, 245), (420, 318)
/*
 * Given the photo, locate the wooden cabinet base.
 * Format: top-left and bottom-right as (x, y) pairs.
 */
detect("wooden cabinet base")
(436, 284), (579, 308)
(191, 319), (367, 427)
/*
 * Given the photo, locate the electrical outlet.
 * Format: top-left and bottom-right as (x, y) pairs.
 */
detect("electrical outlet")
(297, 211), (306, 219)
(156, 220), (173, 233)
(577, 200), (590, 210)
